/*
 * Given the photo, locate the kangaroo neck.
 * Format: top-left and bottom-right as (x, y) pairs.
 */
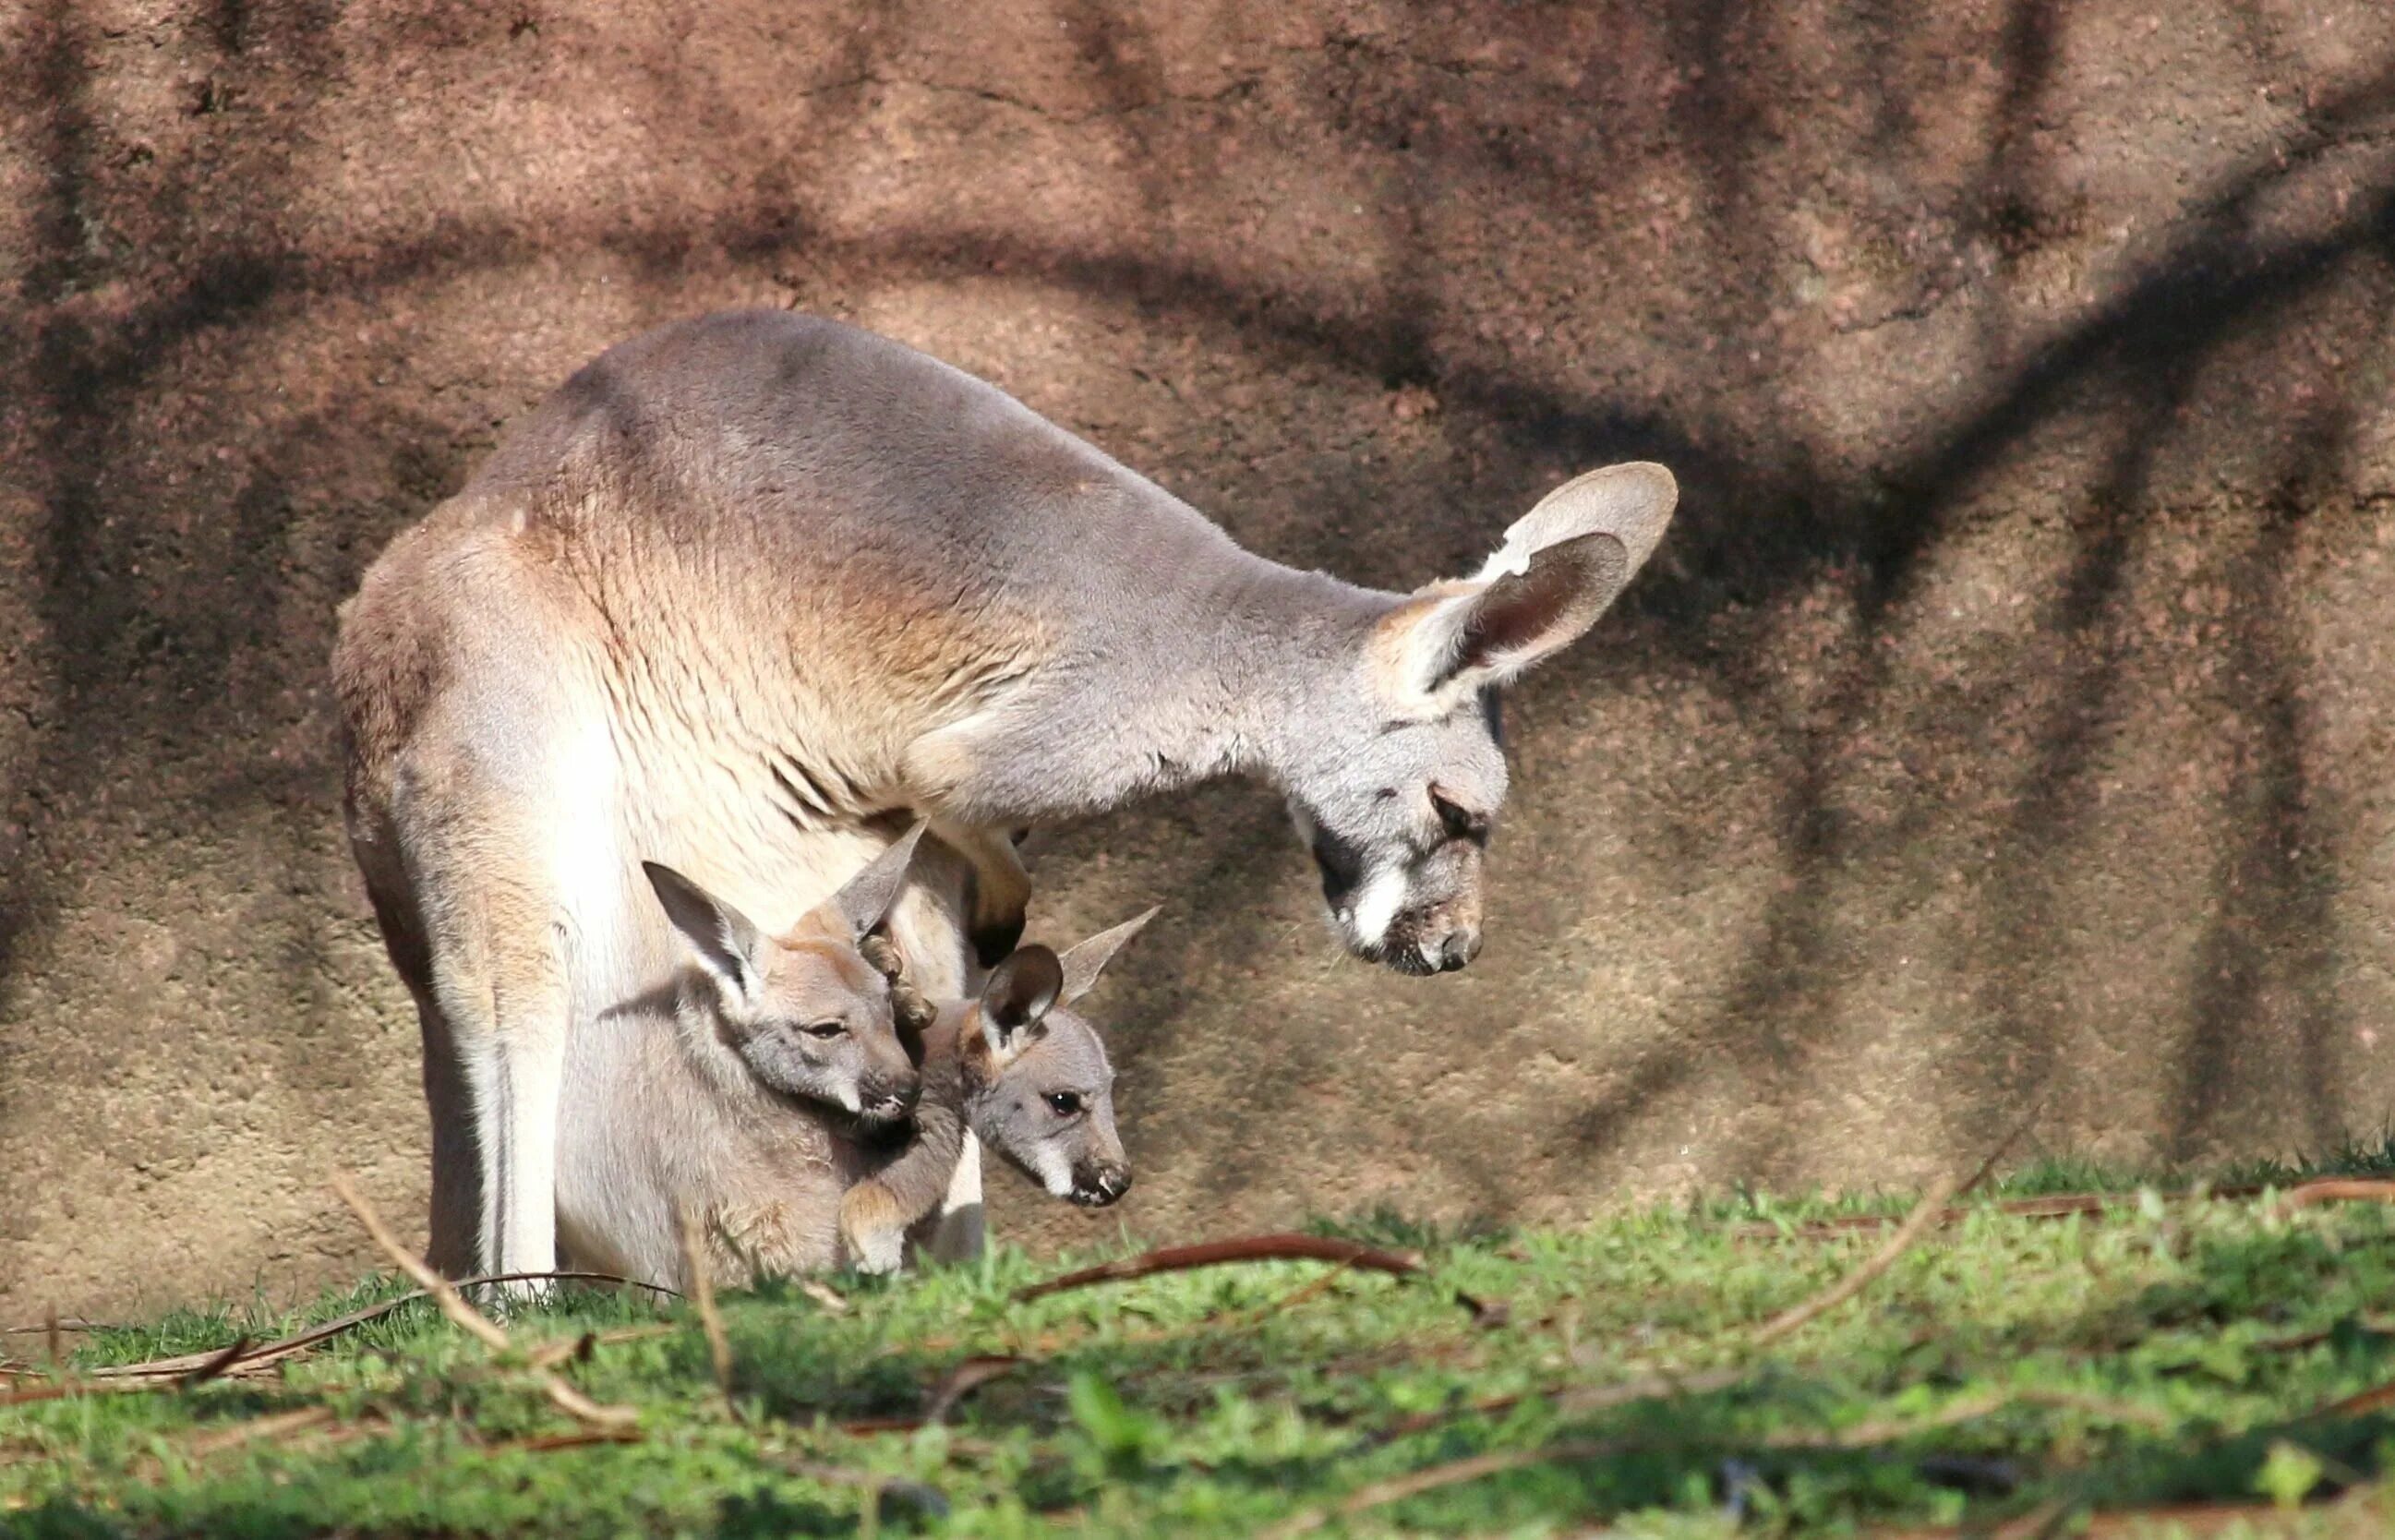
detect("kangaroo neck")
(920, 1005), (976, 1104)
(933, 548), (1398, 824)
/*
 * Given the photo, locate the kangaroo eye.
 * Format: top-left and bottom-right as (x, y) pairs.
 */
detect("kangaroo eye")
(1044, 1091), (1083, 1117)
(802, 1021), (847, 1041)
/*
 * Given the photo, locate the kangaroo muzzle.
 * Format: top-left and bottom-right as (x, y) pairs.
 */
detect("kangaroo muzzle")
(1069, 1159), (1133, 1208)
(857, 1070), (922, 1126)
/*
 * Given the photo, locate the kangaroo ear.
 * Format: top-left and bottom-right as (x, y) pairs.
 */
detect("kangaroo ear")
(644, 861), (769, 1007)
(980, 944), (1064, 1053)
(1377, 463), (1676, 713)
(1055, 906), (1161, 1005)
(820, 821), (930, 940)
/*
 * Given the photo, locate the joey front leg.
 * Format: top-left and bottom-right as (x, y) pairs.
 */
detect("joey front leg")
(932, 818), (1032, 967)
(841, 1095), (969, 1275)
(837, 1182), (911, 1275)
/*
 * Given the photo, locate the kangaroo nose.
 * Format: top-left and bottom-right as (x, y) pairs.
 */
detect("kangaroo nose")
(1077, 1163), (1133, 1206)
(1438, 927), (1482, 972)
(868, 1079), (921, 1122)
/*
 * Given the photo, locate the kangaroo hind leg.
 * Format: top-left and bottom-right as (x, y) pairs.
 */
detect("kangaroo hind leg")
(399, 765), (597, 1297)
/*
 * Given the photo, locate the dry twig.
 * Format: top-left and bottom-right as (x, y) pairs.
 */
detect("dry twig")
(78, 1271), (670, 1385)
(330, 1173), (509, 1351)
(923, 1354), (1025, 1424)
(676, 1205), (737, 1406)
(330, 1172), (638, 1432)
(1014, 1233), (1424, 1303)
(798, 1279), (851, 1316)
(1748, 1173), (1962, 1349)
(0, 1318), (107, 1337)
(177, 1336), (253, 1389)
(2274, 1178), (2395, 1217)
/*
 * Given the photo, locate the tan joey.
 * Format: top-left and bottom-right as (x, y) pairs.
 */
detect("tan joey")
(332, 308), (1679, 1281)
(555, 824), (957, 1291)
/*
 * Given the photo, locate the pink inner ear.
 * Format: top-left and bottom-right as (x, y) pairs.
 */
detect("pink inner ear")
(1457, 532), (1628, 673)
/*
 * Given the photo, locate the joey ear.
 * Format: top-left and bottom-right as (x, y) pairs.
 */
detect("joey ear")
(1054, 905), (1161, 1005)
(643, 861), (769, 1006)
(1378, 463), (1677, 711)
(979, 944), (1064, 1052)
(819, 821), (930, 940)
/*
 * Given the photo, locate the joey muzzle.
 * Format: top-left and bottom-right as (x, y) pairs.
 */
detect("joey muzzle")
(857, 1072), (922, 1126)
(1069, 1159), (1133, 1208)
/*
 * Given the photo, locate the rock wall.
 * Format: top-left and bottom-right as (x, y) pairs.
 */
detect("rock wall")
(6, 0), (2394, 1319)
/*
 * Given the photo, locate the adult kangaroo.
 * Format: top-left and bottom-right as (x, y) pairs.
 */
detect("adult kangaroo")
(332, 309), (1677, 1281)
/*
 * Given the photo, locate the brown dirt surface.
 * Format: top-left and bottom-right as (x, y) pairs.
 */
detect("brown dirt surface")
(5, 0), (2395, 1321)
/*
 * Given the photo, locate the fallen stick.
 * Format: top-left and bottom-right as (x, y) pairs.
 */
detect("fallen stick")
(1748, 1173), (1962, 1349)
(330, 1173), (508, 1350)
(1013, 1233), (1423, 1304)
(85, 1271), (675, 1384)
(675, 1206), (737, 1409)
(797, 1280), (851, 1317)
(2314, 1374), (2395, 1417)
(0, 1335), (250, 1406)
(922, 1354), (1026, 1425)
(0, 1319), (110, 1336)
(330, 1173), (638, 1431)
(177, 1336), (253, 1389)
(490, 1427), (645, 1455)
(2274, 1178), (2395, 1216)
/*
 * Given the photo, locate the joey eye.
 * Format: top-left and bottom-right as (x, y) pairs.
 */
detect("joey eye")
(1044, 1091), (1083, 1117)
(801, 1021), (846, 1041)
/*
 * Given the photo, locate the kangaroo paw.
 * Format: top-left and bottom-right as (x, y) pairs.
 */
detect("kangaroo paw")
(840, 1186), (909, 1276)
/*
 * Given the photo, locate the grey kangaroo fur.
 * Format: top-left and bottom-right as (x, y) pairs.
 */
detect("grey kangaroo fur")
(331, 308), (1678, 1282)
(841, 908), (1157, 1274)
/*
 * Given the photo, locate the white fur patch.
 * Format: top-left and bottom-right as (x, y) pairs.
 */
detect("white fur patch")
(852, 1227), (904, 1275)
(1343, 862), (1410, 952)
(552, 716), (633, 996)
(1034, 1141), (1076, 1199)
(1474, 543), (1532, 583)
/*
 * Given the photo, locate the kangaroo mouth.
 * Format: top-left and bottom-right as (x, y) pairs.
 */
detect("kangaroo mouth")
(856, 1091), (919, 1128)
(1068, 1170), (1133, 1208)
(1351, 934), (1442, 977)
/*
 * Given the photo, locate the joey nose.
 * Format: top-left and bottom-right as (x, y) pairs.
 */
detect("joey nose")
(1438, 927), (1482, 972)
(865, 1078), (921, 1123)
(1075, 1162), (1133, 1207)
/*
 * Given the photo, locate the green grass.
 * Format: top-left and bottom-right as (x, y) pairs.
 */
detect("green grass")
(13, 1160), (2395, 1537)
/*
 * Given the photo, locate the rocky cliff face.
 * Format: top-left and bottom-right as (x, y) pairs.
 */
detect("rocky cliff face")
(5, 0), (2394, 1319)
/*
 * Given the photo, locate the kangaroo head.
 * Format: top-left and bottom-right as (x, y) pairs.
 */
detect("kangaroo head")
(643, 824), (930, 1126)
(960, 906), (1157, 1208)
(1279, 463), (1676, 976)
